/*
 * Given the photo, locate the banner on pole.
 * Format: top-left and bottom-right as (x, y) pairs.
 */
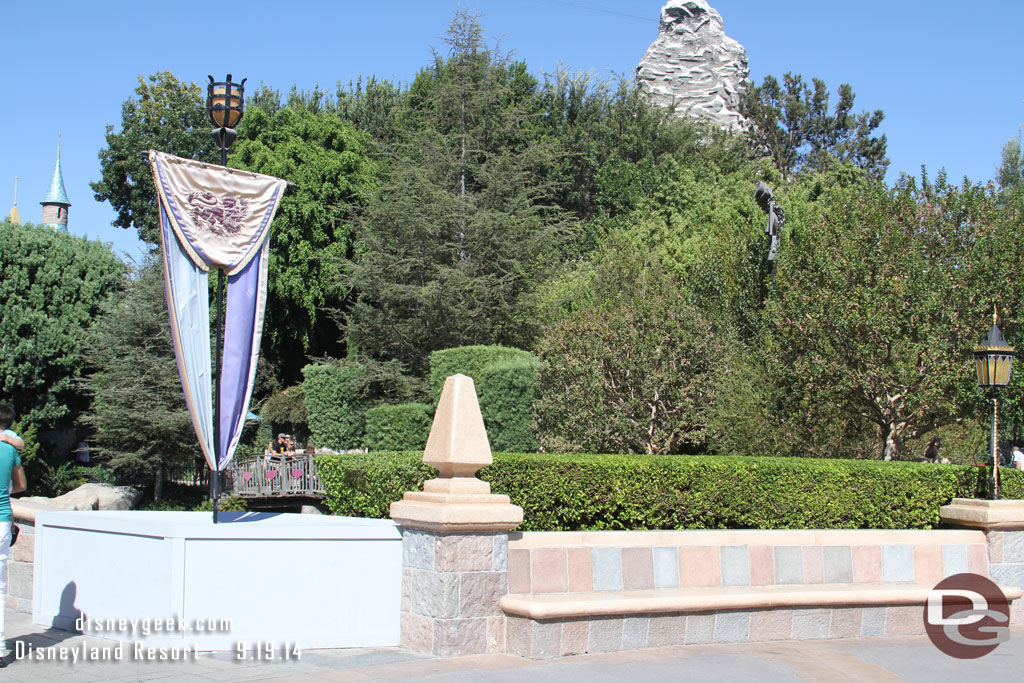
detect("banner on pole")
(149, 151), (286, 471)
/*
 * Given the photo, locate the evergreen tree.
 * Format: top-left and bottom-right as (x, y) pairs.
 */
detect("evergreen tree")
(345, 9), (568, 376)
(740, 74), (888, 181)
(81, 263), (200, 500)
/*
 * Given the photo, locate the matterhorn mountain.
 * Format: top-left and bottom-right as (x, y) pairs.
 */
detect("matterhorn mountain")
(637, 0), (749, 131)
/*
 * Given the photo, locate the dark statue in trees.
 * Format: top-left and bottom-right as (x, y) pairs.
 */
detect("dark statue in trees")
(755, 181), (786, 274)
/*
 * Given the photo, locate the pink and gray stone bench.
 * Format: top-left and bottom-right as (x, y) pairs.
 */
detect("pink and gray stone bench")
(500, 529), (1021, 658)
(388, 375), (1024, 660)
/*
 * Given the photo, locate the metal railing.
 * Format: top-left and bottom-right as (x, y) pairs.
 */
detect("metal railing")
(227, 452), (325, 498)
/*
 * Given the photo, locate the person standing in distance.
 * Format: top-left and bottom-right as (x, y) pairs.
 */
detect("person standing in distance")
(0, 403), (27, 666)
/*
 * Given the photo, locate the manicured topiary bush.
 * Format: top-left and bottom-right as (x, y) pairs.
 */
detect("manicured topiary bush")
(428, 345), (536, 400)
(364, 403), (433, 451)
(429, 345), (540, 452)
(478, 358), (540, 452)
(303, 361), (372, 449)
(315, 452), (1023, 531)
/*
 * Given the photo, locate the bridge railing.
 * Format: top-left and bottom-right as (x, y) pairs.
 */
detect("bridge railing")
(227, 452), (325, 497)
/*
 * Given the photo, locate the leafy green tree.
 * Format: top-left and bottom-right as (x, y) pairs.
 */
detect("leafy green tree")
(92, 72), (217, 245)
(80, 262), (200, 501)
(0, 221), (126, 432)
(996, 135), (1024, 193)
(764, 174), (1024, 460)
(346, 9), (567, 376)
(535, 253), (727, 455)
(259, 385), (308, 441)
(232, 104), (377, 383)
(740, 73), (888, 181)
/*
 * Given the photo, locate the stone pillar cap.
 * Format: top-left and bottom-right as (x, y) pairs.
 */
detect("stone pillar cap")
(390, 373), (522, 532)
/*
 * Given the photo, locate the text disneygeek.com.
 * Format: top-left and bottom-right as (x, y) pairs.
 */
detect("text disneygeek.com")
(76, 615), (233, 636)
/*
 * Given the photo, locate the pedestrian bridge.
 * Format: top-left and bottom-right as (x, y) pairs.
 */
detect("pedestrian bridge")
(228, 453), (325, 498)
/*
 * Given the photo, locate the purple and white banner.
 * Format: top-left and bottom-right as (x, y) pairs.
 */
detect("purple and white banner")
(149, 151), (286, 471)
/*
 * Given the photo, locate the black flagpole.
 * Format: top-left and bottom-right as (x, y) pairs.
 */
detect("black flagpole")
(210, 132), (230, 524)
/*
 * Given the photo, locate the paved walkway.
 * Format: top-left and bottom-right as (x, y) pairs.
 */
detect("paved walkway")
(4, 609), (1023, 682)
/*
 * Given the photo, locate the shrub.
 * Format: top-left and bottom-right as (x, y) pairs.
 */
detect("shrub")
(429, 345), (540, 452)
(260, 385), (308, 439)
(315, 452), (1023, 530)
(303, 362), (368, 449)
(535, 263), (726, 455)
(429, 345), (537, 400)
(194, 495), (247, 512)
(303, 357), (425, 450)
(317, 452), (434, 519)
(478, 359), (540, 452)
(364, 403), (433, 451)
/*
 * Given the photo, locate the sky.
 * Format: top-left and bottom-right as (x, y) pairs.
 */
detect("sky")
(3, 0), (1023, 262)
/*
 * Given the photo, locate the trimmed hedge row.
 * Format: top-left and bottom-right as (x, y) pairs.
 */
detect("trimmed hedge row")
(315, 452), (1024, 531)
(364, 403), (433, 451)
(429, 345), (536, 399)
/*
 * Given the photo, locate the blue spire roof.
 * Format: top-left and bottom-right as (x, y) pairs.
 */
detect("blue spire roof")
(41, 145), (70, 206)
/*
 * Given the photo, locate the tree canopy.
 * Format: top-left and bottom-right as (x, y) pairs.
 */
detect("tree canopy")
(232, 104), (377, 383)
(92, 72), (216, 245)
(0, 221), (126, 432)
(764, 173), (1024, 460)
(740, 73), (888, 182)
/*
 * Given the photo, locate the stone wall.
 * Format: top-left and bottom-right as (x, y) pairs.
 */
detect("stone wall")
(400, 529), (509, 656)
(507, 529), (989, 596)
(6, 511), (34, 612)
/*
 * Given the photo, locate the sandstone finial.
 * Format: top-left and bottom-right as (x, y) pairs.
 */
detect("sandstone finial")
(390, 373), (522, 532)
(423, 374), (491, 478)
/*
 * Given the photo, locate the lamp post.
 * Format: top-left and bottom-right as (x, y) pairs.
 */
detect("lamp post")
(208, 74), (246, 165)
(205, 74), (246, 522)
(973, 311), (1015, 500)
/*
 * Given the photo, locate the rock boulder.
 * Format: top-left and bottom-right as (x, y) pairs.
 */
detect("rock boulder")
(19, 483), (142, 511)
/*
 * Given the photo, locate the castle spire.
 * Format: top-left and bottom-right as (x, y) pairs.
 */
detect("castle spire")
(40, 135), (70, 232)
(7, 176), (20, 225)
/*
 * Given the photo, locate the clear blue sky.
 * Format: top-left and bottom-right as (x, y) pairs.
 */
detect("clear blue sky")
(3, 1), (1023, 262)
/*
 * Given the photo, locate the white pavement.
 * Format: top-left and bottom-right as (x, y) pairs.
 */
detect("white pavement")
(4, 609), (1023, 682)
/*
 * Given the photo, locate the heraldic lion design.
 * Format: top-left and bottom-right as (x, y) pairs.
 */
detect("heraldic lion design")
(187, 191), (250, 237)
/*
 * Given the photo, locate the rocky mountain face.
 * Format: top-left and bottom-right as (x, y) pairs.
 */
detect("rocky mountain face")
(637, 0), (749, 131)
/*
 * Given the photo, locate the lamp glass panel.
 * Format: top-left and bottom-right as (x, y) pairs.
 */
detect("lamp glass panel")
(996, 355), (1014, 385)
(976, 356), (990, 386)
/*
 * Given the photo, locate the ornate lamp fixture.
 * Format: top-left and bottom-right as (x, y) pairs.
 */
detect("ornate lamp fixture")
(974, 310), (1015, 499)
(207, 74), (247, 165)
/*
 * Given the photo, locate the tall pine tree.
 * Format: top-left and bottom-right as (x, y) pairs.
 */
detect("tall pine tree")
(345, 9), (567, 375)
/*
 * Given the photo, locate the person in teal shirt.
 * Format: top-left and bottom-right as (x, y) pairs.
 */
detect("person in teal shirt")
(0, 403), (27, 665)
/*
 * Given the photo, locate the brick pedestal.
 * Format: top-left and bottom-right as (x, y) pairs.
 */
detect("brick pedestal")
(391, 374), (522, 656)
(400, 529), (509, 655)
(941, 498), (1024, 622)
